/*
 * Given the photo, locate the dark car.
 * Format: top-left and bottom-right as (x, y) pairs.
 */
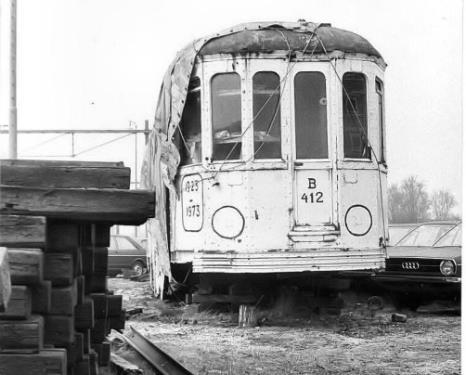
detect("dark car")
(108, 235), (148, 276)
(372, 222), (461, 306)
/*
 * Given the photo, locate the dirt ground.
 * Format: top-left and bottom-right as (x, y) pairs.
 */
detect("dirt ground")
(107, 278), (461, 375)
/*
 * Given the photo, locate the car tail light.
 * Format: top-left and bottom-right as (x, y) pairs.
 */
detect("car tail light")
(440, 260), (456, 276)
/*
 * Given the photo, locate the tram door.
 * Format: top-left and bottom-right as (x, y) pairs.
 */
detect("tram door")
(293, 71), (333, 227)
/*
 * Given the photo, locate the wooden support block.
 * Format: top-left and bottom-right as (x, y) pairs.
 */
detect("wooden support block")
(0, 185), (155, 225)
(0, 285), (31, 319)
(191, 293), (257, 304)
(0, 315), (43, 352)
(108, 309), (125, 331)
(80, 223), (111, 247)
(238, 305), (258, 328)
(0, 348), (67, 375)
(44, 253), (73, 286)
(44, 315), (74, 346)
(94, 247), (108, 274)
(8, 248), (43, 285)
(92, 341), (110, 366)
(91, 318), (108, 343)
(82, 329), (91, 354)
(89, 349), (99, 375)
(75, 355), (91, 375)
(107, 294), (123, 316)
(0, 159), (130, 189)
(46, 222), (80, 251)
(90, 293), (107, 319)
(67, 333), (84, 366)
(0, 215), (46, 248)
(50, 281), (78, 315)
(80, 247), (95, 274)
(76, 276), (85, 305)
(30, 281), (52, 314)
(75, 298), (95, 331)
(86, 273), (107, 294)
(0, 247), (11, 312)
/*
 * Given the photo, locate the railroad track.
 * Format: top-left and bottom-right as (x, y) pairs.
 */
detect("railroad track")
(124, 325), (194, 375)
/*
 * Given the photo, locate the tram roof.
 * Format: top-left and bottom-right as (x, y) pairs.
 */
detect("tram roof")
(198, 21), (383, 61)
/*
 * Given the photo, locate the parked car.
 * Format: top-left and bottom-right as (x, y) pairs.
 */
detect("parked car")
(372, 222), (461, 307)
(388, 223), (418, 246)
(108, 235), (148, 276)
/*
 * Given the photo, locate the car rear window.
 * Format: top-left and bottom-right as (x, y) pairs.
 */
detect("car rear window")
(396, 224), (453, 247)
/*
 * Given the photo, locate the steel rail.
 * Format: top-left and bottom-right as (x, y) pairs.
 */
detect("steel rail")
(124, 325), (194, 375)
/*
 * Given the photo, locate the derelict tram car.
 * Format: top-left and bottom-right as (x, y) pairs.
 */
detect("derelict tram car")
(171, 21), (388, 279)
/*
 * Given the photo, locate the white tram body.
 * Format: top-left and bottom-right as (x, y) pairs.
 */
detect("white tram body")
(143, 21), (388, 280)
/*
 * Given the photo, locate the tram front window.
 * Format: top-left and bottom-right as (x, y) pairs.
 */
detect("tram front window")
(211, 73), (242, 161)
(343, 72), (369, 159)
(294, 72), (328, 159)
(253, 72), (281, 159)
(179, 77), (202, 166)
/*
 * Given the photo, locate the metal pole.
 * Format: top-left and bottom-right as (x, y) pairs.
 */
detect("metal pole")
(9, 0), (17, 159)
(144, 119), (149, 145)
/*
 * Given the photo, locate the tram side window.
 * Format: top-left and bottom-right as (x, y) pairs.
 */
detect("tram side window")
(211, 73), (242, 161)
(253, 72), (281, 159)
(179, 77), (202, 166)
(294, 72), (328, 159)
(376, 78), (385, 163)
(343, 73), (369, 159)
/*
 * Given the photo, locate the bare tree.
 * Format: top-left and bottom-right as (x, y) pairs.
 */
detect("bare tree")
(388, 176), (431, 223)
(431, 190), (457, 220)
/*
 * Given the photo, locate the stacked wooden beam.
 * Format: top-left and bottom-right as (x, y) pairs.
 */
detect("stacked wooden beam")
(0, 159), (155, 375)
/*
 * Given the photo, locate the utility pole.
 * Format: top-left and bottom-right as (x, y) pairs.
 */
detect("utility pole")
(9, 0), (17, 159)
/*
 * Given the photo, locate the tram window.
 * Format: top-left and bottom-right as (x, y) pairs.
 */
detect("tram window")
(179, 77), (202, 166)
(376, 78), (385, 163)
(343, 73), (369, 159)
(294, 72), (328, 159)
(253, 72), (281, 159)
(211, 73), (242, 161)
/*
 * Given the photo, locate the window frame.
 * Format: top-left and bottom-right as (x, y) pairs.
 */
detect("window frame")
(210, 71), (243, 162)
(375, 77), (386, 164)
(342, 71), (370, 161)
(252, 71), (282, 160)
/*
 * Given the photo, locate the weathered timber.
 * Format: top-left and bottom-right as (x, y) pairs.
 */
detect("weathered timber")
(46, 222), (80, 251)
(0, 348), (67, 375)
(44, 315), (74, 346)
(50, 281), (78, 315)
(82, 329), (91, 354)
(75, 355), (91, 375)
(90, 293), (108, 318)
(75, 298), (95, 331)
(31, 281), (52, 314)
(89, 349), (99, 375)
(0, 160), (130, 189)
(0, 315), (44, 352)
(94, 247), (109, 274)
(86, 272), (107, 294)
(77, 275), (85, 305)
(110, 353), (143, 375)
(191, 293), (257, 304)
(107, 294), (123, 316)
(8, 248), (43, 285)
(67, 333), (84, 366)
(0, 285), (31, 319)
(0, 248), (11, 312)
(0, 185), (155, 225)
(238, 305), (257, 328)
(90, 318), (108, 343)
(81, 247), (95, 274)
(108, 309), (125, 331)
(80, 223), (111, 247)
(92, 341), (110, 366)
(44, 253), (73, 286)
(0, 215), (46, 247)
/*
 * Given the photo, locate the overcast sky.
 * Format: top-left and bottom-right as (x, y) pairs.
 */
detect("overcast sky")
(0, 0), (463, 213)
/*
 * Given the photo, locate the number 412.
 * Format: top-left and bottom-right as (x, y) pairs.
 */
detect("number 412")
(301, 192), (323, 203)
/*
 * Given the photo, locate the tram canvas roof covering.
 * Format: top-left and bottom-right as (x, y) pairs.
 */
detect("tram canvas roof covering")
(140, 21), (385, 296)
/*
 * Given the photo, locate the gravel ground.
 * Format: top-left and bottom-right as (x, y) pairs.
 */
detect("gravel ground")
(108, 278), (461, 375)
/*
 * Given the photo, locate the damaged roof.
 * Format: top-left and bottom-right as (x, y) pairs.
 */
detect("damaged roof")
(198, 21), (383, 60)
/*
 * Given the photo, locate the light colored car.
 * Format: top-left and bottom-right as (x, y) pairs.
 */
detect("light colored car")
(388, 223), (418, 246)
(108, 235), (148, 276)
